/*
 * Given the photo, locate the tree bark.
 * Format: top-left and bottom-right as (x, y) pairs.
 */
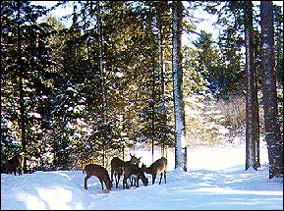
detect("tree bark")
(260, 1), (283, 179)
(172, 1), (186, 170)
(96, 1), (107, 167)
(17, 1), (27, 173)
(244, 1), (259, 171)
(157, 10), (166, 157)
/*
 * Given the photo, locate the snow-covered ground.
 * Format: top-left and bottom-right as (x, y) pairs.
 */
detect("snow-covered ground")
(1, 140), (283, 210)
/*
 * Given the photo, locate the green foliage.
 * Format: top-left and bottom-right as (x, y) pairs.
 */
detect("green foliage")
(2, 1), (282, 171)
(1, 1), (54, 170)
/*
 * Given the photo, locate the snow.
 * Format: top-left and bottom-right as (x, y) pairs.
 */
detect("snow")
(1, 141), (283, 210)
(27, 112), (41, 119)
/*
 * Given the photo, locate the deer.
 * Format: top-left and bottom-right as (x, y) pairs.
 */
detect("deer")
(110, 153), (141, 188)
(123, 163), (148, 189)
(83, 164), (111, 192)
(142, 157), (167, 185)
(6, 154), (24, 176)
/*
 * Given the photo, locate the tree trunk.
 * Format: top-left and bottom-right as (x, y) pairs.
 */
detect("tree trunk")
(96, 1), (107, 167)
(255, 99), (260, 168)
(172, 1), (186, 170)
(151, 70), (155, 163)
(17, 1), (27, 173)
(158, 12), (166, 157)
(260, 1), (283, 179)
(244, 1), (259, 171)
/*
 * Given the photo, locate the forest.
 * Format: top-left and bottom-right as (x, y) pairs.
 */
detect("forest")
(1, 1), (283, 179)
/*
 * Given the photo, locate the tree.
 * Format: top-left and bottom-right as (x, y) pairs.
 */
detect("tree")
(172, 1), (186, 170)
(192, 30), (220, 94)
(260, 1), (283, 179)
(273, 4), (283, 86)
(244, 1), (259, 170)
(1, 1), (53, 171)
(16, 2), (27, 171)
(202, 1), (245, 98)
(95, 1), (108, 167)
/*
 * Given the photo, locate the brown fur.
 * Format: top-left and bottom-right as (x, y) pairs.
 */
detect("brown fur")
(142, 157), (167, 185)
(7, 154), (24, 176)
(110, 154), (141, 188)
(110, 157), (124, 188)
(123, 162), (148, 189)
(83, 164), (111, 191)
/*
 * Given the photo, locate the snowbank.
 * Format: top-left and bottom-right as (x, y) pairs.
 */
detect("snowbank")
(1, 141), (283, 210)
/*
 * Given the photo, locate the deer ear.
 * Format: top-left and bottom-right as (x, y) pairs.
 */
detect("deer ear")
(138, 156), (142, 160)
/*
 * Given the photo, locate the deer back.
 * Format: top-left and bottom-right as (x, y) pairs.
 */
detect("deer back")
(149, 157), (168, 175)
(111, 157), (125, 171)
(123, 162), (148, 187)
(84, 164), (111, 190)
(111, 154), (141, 170)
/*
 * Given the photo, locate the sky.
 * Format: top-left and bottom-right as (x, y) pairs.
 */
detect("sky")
(1, 139), (283, 210)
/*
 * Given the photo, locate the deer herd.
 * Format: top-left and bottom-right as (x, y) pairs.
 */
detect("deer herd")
(3, 152), (167, 193)
(83, 153), (168, 193)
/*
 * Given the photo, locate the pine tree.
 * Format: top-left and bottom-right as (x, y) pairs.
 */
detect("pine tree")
(260, 1), (283, 179)
(202, 1), (245, 98)
(1, 1), (54, 171)
(243, 1), (259, 170)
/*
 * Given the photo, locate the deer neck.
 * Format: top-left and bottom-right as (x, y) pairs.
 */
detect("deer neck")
(145, 166), (152, 174)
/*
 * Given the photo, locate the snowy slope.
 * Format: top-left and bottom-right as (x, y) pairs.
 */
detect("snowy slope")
(1, 141), (283, 210)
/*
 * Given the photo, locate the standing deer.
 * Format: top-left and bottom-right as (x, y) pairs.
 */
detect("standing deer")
(6, 154), (24, 176)
(142, 157), (167, 185)
(123, 163), (148, 189)
(110, 153), (141, 188)
(83, 164), (111, 192)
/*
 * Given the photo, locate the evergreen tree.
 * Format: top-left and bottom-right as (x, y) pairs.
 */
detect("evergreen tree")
(260, 1), (283, 179)
(202, 1), (245, 98)
(192, 30), (221, 95)
(1, 1), (53, 171)
(243, 1), (259, 170)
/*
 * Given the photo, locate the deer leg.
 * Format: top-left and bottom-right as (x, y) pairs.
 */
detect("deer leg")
(164, 171), (166, 184)
(130, 177), (134, 187)
(123, 177), (129, 189)
(99, 178), (104, 190)
(117, 174), (121, 188)
(116, 173), (121, 188)
(136, 176), (139, 187)
(152, 174), (156, 185)
(126, 178), (129, 189)
(113, 173), (116, 187)
(84, 175), (91, 190)
(111, 169), (114, 185)
(159, 173), (163, 185)
(115, 175), (118, 188)
(19, 167), (23, 175)
(123, 178), (126, 189)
